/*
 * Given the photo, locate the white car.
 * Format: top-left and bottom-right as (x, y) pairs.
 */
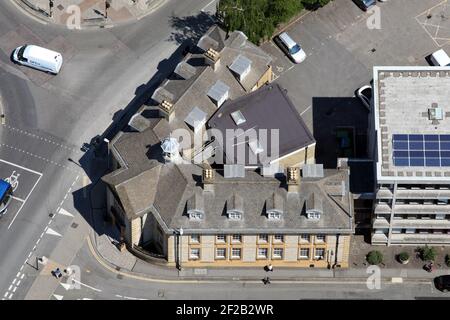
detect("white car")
(430, 49), (450, 67)
(12, 44), (63, 74)
(275, 32), (307, 64)
(356, 85), (372, 111)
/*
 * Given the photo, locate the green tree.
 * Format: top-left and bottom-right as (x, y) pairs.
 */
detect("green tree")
(419, 246), (437, 262)
(367, 250), (383, 265)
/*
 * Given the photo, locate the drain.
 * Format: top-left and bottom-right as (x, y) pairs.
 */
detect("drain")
(71, 222), (78, 229)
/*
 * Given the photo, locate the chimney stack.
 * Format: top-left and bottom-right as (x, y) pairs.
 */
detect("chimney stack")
(202, 164), (215, 192)
(204, 48), (221, 71)
(287, 167), (300, 193)
(159, 100), (175, 122)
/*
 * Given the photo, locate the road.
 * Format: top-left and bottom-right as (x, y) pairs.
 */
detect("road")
(0, 0), (219, 300)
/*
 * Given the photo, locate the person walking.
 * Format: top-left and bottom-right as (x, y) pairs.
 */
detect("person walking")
(263, 276), (271, 285)
(267, 263), (273, 272)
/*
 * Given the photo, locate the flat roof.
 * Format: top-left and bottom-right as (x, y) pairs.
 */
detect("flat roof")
(373, 67), (450, 182)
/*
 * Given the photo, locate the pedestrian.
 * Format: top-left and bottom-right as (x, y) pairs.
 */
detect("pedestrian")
(263, 276), (271, 285)
(267, 264), (273, 272)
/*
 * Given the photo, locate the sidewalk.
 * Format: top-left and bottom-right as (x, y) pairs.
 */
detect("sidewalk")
(13, 0), (167, 28)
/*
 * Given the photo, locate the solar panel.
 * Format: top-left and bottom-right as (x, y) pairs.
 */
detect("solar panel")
(392, 134), (450, 167)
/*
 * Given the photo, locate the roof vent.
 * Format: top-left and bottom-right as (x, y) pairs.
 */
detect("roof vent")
(287, 167), (300, 193)
(428, 106), (443, 121)
(184, 107), (207, 133)
(229, 55), (252, 81)
(230, 110), (246, 125)
(207, 80), (229, 107)
(302, 164), (324, 178)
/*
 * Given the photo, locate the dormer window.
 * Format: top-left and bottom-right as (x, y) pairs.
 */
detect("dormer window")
(307, 210), (321, 220)
(188, 209), (204, 220)
(267, 209), (283, 220)
(228, 210), (242, 220)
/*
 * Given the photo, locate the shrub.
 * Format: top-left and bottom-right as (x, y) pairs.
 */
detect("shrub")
(419, 246), (437, 262)
(367, 250), (383, 265)
(398, 252), (409, 262)
(445, 254), (450, 267)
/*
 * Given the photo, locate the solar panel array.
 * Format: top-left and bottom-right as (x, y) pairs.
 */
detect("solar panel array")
(392, 134), (450, 167)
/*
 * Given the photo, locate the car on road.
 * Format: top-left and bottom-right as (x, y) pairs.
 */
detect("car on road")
(353, 0), (376, 11)
(356, 85), (372, 111)
(0, 179), (13, 216)
(434, 275), (450, 292)
(12, 44), (63, 74)
(430, 49), (450, 67)
(274, 32), (307, 64)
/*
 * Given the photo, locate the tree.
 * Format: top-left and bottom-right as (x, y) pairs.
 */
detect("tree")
(419, 246), (437, 262)
(367, 250), (383, 265)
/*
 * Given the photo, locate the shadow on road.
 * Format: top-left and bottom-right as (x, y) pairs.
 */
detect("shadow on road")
(168, 11), (216, 45)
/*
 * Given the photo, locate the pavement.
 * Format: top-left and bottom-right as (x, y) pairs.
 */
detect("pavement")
(12, 0), (168, 28)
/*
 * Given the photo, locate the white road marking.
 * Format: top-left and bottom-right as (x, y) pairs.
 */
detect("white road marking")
(45, 227), (62, 237)
(53, 294), (64, 300)
(60, 283), (73, 291)
(72, 279), (102, 292)
(0, 158), (42, 176)
(391, 277), (403, 283)
(58, 208), (74, 217)
(10, 196), (25, 202)
(7, 173), (43, 229)
(300, 105), (312, 116)
(201, 0), (217, 12)
(20, 274), (24, 280)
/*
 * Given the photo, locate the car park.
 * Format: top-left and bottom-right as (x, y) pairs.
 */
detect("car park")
(274, 32), (307, 64)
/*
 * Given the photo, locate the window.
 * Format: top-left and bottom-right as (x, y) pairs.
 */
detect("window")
(300, 234), (310, 242)
(258, 248), (268, 259)
(188, 210), (204, 220)
(216, 234), (226, 243)
(307, 210), (321, 220)
(190, 248), (200, 260)
(299, 248), (310, 259)
(231, 234), (241, 243)
(267, 210), (282, 220)
(436, 213), (446, 220)
(273, 248), (283, 259)
(273, 234), (284, 243)
(231, 248), (241, 259)
(216, 248), (226, 259)
(314, 248), (325, 260)
(392, 228), (402, 234)
(258, 234), (268, 243)
(190, 235), (200, 243)
(315, 235), (326, 242)
(228, 210), (242, 220)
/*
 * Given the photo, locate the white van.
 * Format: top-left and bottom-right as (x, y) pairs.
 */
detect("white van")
(12, 45), (63, 74)
(430, 49), (450, 67)
(275, 32), (306, 64)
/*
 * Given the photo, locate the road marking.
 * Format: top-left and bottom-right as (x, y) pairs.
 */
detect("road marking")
(46, 227), (62, 237)
(123, 296), (147, 300)
(53, 294), (64, 300)
(58, 208), (74, 217)
(300, 105), (312, 116)
(391, 277), (403, 283)
(7, 171), (42, 229)
(72, 279), (102, 292)
(60, 283), (73, 291)
(201, 0), (217, 12)
(0, 158), (42, 176)
(10, 196), (25, 202)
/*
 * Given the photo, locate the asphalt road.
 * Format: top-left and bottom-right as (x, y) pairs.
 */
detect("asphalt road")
(0, 0), (219, 300)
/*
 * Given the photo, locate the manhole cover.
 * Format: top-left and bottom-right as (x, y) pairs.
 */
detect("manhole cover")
(57, 4), (64, 11)
(49, 213), (54, 217)
(71, 222), (78, 229)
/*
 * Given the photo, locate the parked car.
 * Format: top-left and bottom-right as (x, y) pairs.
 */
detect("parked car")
(434, 275), (450, 292)
(430, 49), (450, 67)
(0, 179), (13, 216)
(274, 32), (307, 64)
(12, 44), (63, 74)
(353, 0), (376, 11)
(356, 85), (372, 111)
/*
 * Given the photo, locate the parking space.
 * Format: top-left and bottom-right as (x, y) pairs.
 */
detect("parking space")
(0, 24), (75, 86)
(0, 158), (42, 229)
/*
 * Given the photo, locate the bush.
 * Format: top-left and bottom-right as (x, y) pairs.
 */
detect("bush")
(419, 246), (437, 262)
(398, 252), (409, 262)
(367, 250), (383, 265)
(446, 254), (450, 267)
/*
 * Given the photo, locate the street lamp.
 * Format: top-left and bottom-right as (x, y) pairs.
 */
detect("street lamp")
(104, 138), (110, 169)
(175, 228), (184, 271)
(105, 0), (110, 19)
(49, 0), (54, 17)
